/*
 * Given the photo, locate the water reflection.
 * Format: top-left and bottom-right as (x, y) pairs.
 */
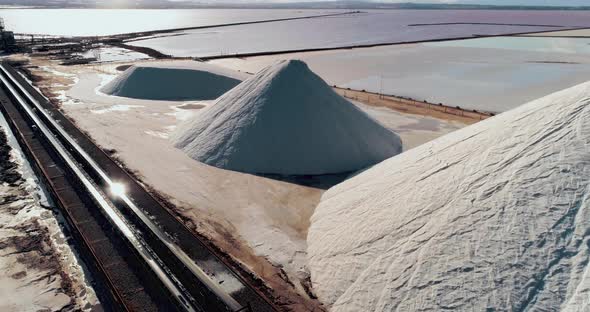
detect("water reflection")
(0, 9), (324, 36)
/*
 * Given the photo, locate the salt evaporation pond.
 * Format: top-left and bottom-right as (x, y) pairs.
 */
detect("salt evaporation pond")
(129, 10), (590, 58)
(428, 36), (590, 54)
(0, 8), (341, 36)
(211, 35), (590, 113)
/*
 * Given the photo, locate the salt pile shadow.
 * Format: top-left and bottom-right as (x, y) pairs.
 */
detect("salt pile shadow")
(252, 171), (353, 190)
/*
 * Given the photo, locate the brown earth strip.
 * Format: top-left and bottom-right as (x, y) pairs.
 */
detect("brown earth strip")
(334, 87), (494, 125)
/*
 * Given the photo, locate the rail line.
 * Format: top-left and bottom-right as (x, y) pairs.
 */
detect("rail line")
(0, 64), (201, 311)
(0, 62), (269, 311)
(0, 72), (175, 311)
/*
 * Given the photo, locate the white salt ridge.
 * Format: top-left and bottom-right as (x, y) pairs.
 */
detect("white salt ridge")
(308, 81), (590, 311)
(173, 59), (402, 175)
(100, 61), (247, 101)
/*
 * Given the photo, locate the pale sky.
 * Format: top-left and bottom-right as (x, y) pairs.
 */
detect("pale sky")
(421, 0), (589, 5)
(240, 0), (590, 6)
(177, 0), (590, 6)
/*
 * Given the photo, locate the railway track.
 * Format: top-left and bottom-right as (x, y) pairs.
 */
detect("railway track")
(0, 68), (177, 311)
(0, 62), (275, 311)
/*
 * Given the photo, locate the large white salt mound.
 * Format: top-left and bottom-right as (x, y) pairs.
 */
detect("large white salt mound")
(100, 61), (247, 101)
(308, 82), (590, 311)
(172, 60), (402, 175)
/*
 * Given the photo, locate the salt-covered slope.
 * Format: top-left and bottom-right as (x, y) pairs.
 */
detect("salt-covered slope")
(0, 126), (99, 310)
(100, 61), (247, 101)
(173, 60), (402, 175)
(308, 82), (590, 311)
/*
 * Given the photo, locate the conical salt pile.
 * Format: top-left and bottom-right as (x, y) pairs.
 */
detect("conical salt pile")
(172, 60), (402, 175)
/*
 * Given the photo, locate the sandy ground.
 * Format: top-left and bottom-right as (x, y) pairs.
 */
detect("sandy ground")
(337, 88), (488, 125)
(0, 119), (100, 311)
(26, 57), (326, 310)
(354, 102), (463, 151)
(20, 56), (465, 310)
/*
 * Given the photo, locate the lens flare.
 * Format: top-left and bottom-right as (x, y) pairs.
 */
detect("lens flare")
(110, 182), (126, 198)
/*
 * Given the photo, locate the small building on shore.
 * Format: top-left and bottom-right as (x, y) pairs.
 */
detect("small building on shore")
(0, 18), (16, 52)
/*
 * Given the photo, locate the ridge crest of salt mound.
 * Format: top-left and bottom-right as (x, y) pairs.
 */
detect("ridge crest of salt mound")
(172, 59), (402, 175)
(307, 81), (590, 311)
(100, 61), (247, 101)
